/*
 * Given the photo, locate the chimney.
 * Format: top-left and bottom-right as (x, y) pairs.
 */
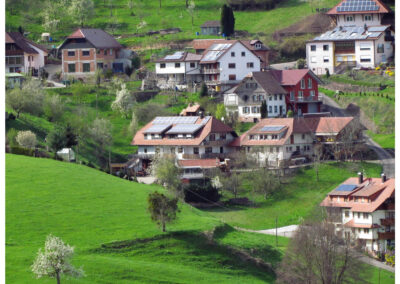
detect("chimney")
(381, 173), (387, 183)
(199, 111), (204, 118)
(358, 172), (363, 184)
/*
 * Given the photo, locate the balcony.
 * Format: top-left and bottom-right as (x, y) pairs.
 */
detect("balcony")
(201, 68), (220, 74)
(290, 95), (322, 103)
(202, 139), (229, 146)
(378, 231), (395, 240)
(380, 218), (395, 226)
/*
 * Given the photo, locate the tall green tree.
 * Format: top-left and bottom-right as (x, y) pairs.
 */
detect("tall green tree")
(221, 4), (235, 37)
(260, 101), (267, 118)
(148, 192), (179, 232)
(199, 82), (208, 97)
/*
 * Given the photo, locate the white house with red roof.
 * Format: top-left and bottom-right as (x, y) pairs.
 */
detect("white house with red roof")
(307, 0), (394, 75)
(59, 28), (132, 78)
(224, 69), (322, 121)
(320, 173), (395, 252)
(231, 116), (356, 167)
(155, 40), (261, 91)
(131, 115), (238, 172)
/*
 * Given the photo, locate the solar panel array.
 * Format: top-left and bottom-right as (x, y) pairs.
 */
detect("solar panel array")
(336, 0), (379, 12)
(164, 51), (185, 60)
(143, 124), (172, 134)
(153, 116), (199, 125)
(201, 116), (212, 125)
(201, 43), (232, 62)
(368, 26), (387, 32)
(260, 125), (285, 132)
(166, 124), (204, 134)
(335, 184), (358, 192)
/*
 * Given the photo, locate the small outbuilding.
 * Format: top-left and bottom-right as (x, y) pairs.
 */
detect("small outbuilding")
(56, 148), (76, 162)
(200, 20), (221, 35)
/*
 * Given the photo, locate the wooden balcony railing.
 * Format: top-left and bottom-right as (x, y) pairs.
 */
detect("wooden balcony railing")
(380, 218), (395, 226)
(378, 231), (395, 240)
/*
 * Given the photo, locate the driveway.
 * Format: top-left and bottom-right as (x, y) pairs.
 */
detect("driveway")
(320, 92), (395, 177)
(270, 61), (297, 70)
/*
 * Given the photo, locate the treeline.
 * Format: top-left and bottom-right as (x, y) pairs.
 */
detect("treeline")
(226, 0), (283, 11)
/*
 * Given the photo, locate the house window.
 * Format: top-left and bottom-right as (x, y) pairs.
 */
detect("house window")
(247, 62), (254, 68)
(377, 44), (384, 53)
(302, 134), (305, 139)
(269, 95), (272, 101)
(68, 63), (76, 73)
(82, 50), (90, 56)
(178, 147), (183, 153)
(110, 49), (113, 55)
(242, 107), (249, 114)
(360, 43), (371, 51)
(209, 134), (216, 141)
(220, 133), (226, 140)
(279, 94), (283, 100)
(205, 147), (212, 154)
(97, 62), (104, 69)
(360, 56), (371, 62)
(308, 78), (312, 89)
(310, 45), (316, 51)
(67, 51), (75, 57)
(363, 213), (369, 219)
(144, 148), (147, 153)
(175, 63), (181, 68)
(160, 63), (166, 68)
(155, 147), (160, 154)
(190, 62), (195, 68)
(310, 90), (315, 97)
(170, 147), (175, 153)
(228, 63), (236, 69)
(255, 43), (261, 49)
(364, 15), (372, 21)
(274, 94), (277, 100)
(364, 228), (369, 234)
(194, 147), (199, 154)
(229, 74), (236, 81)
(104, 50), (107, 55)
(231, 52), (235, 57)
(346, 16), (354, 21)
(97, 49), (101, 54)
(274, 106), (278, 113)
(323, 57), (329, 63)
(298, 91), (303, 99)
(252, 106), (259, 113)
(290, 91), (294, 101)
(269, 106), (272, 113)
(300, 79), (305, 89)
(241, 51), (245, 57)
(323, 45), (329, 51)
(83, 63), (91, 72)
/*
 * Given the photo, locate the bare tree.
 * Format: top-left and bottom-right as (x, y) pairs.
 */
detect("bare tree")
(187, 0), (195, 27)
(277, 209), (370, 284)
(313, 143), (323, 182)
(250, 167), (280, 199)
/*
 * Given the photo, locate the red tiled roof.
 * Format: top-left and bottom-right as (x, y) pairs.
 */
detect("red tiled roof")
(178, 159), (219, 168)
(132, 116), (236, 146)
(180, 103), (201, 116)
(326, 0), (390, 15)
(344, 220), (381, 229)
(237, 117), (353, 146)
(184, 53), (202, 61)
(190, 39), (233, 50)
(270, 69), (310, 86)
(320, 178), (395, 213)
(200, 20), (221, 28)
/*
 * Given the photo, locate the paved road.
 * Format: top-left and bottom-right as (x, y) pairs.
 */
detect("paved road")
(320, 92), (395, 177)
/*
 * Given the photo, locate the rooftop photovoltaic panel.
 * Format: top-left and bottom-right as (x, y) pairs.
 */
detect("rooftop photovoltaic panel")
(260, 125), (285, 132)
(368, 26), (387, 32)
(313, 25), (385, 41)
(164, 51), (185, 60)
(336, 0), (379, 12)
(201, 43), (232, 62)
(153, 116), (199, 125)
(335, 184), (358, 192)
(143, 124), (172, 134)
(201, 116), (212, 125)
(166, 124), (204, 134)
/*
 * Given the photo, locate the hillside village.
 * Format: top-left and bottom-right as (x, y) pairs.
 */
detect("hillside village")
(5, 0), (396, 283)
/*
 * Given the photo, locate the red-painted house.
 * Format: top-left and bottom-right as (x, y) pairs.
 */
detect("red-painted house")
(270, 69), (322, 115)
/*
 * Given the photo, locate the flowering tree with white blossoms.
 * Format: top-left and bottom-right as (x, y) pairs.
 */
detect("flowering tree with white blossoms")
(111, 83), (134, 118)
(16, 130), (37, 149)
(31, 235), (84, 284)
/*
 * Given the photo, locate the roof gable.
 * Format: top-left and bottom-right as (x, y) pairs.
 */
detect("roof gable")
(6, 32), (40, 54)
(326, 0), (391, 15)
(62, 28), (122, 49)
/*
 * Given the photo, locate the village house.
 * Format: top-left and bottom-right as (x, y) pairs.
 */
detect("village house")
(200, 20), (221, 35)
(230, 116), (357, 167)
(59, 28), (132, 78)
(224, 71), (288, 122)
(6, 32), (49, 75)
(178, 158), (223, 183)
(155, 40), (262, 92)
(320, 173), (395, 253)
(224, 69), (322, 121)
(131, 115), (238, 173)
(180, 103), (202, 116)
(306, 0), (394, 75)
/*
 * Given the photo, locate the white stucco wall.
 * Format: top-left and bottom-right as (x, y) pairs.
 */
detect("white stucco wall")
(355, 40), (375, 68)
(306, 42), (334, 75)
(336, 14), (382, 27)
(156, 61), (186, 74)
(374, 33), (394, 65)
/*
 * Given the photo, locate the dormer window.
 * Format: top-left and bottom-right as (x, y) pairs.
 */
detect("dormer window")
(255, 43), (261, 49)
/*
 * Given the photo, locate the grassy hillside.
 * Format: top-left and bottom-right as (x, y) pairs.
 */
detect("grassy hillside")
(6, 0), (339, 47)
(6, 154), (282, 283)
(206, 162), (383, 230)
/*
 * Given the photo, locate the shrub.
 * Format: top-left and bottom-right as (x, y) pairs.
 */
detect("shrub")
(199, 82), (208, 97)
(184, 182), (221, 203)
(10, 146), (35, 157)
(44, 94), (64, 122)
(286, 110), (293, 117)
(296, 58), (306, 69)
(6, 128), (18, 147)
(16, 130), (37, 149)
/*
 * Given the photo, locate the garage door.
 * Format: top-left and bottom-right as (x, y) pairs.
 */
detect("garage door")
(308, 103), (318, 113)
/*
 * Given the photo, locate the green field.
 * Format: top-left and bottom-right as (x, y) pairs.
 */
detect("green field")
(6, 0), (339, 48)
(6, 154), (284, 283)
(206, 162), (382, 230)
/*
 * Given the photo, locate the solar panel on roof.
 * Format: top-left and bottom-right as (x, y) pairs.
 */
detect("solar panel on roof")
(166, 124), (204, 134)
(201, 116), (211, 125)
(335, 184), (357, 192)
(164, 51), (184, 60)
(153, 116), (199, 125)
(143, 124), (171, 134)
(260, 125), (285, 132)
(368, 26), (387, 32)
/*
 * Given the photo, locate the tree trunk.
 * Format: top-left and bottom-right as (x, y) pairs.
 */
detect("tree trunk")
(162, 222), (166, 232)
(56, 271), (61, 284)
(186, 0), (188, 8)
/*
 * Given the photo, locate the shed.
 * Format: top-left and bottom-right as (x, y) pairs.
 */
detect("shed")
(56, 148), (76, 162)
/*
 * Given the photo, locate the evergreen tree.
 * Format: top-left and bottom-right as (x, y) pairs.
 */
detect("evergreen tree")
(221, 4), (235, 37)
(199, 82), (208, 97)
(260, 101), (267, 118)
